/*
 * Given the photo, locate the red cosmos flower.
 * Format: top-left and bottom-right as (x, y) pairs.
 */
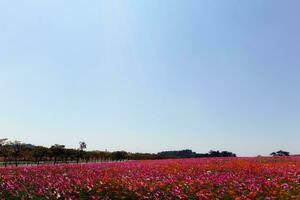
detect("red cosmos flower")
(281, 183), (289, 190)
(1, 157), (300, 199)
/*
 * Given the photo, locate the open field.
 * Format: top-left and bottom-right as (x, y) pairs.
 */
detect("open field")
(1, 157), (300, 199)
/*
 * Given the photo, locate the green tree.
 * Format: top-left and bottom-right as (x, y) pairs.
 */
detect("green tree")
(9, 140), (24, 167)
(112, 151), (128, 161)
(50, 144), (65, 164)
(77, 141), (87, 164)
(33, 146), (49, 165)
(0, 139), (8, 166)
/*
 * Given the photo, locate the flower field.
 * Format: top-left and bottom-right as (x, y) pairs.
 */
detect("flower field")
(1, 157), (300, 199)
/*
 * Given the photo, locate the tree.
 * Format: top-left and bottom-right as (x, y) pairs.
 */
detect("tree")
(76, 141), (87, 164)
(270, 150), (290, 157)
(112, 151), (128, 161)
(270, 152), (277, 156)
(9, 140), (24, 166)
(33, 146), (49, 165)
(0, 138), (8, 155)
(277, 150), (290, 156)
(50, 144), (65, 164)
(0, 138), (8, 166)
(207, 150), (236, 157)
(157, 149), (197, 159)
(79, 141), (87, 151)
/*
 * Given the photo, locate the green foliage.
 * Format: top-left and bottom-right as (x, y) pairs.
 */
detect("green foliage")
(0, 138), (238, 166)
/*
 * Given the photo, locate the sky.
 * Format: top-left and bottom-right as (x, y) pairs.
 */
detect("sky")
(0, 1), (300, 156)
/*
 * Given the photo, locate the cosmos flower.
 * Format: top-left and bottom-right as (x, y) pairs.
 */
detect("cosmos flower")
(1, 157), (300, 199)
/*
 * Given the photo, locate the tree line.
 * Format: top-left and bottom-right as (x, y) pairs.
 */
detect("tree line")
(0, 138), (237, 167)
(270, 150), (290, 157)
(157, 149), (236, 158)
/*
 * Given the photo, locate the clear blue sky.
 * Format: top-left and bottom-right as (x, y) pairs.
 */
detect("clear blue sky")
(0, 1), (299, 156)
